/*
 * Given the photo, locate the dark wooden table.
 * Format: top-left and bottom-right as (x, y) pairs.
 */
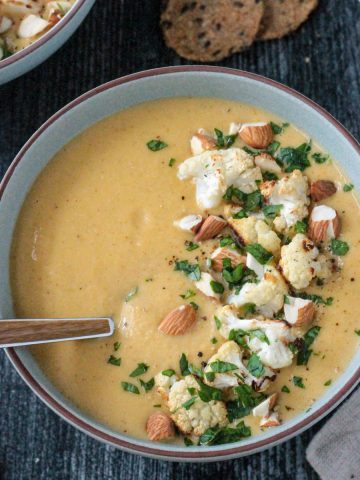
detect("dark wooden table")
(1, 1), (359, 478)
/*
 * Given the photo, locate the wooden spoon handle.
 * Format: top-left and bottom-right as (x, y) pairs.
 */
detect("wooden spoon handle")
(0, 318), (114, 348)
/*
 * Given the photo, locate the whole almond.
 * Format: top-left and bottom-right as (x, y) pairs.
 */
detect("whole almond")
(310, 180), (337, 202)
(211, 247), (245, 272)
(239, 123), (274, 149)
(158, 304), (197, 336)
(193, 133), (217, 150)
(295, 302), (315, 327)
(194, 215), (227, 242)
(146, 412), (175, 441)
(308, 207), (341, 243)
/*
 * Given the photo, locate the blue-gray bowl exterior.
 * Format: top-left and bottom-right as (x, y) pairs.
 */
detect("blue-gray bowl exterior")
(0, 0), (95, 85)
(0, 68), (359, 461)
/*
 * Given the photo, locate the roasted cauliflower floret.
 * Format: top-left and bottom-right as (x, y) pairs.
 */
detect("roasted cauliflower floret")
(227, 266), (288, 317)
(215, 307), (294, 369)
(154, 371), (178, 401)
(229, 216), (281, 255)
(168, 375), (227, 436)
(204, 337), (275, 391)
(177, 148), (262, 209)
(260, 170), (310, 232)
(279, 233), (321, 289)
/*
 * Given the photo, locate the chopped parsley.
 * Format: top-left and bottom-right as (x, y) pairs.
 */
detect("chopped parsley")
(245, 190), (263, 211)
(209, 360), (239, 373)
(296, 293), (333, 306)
(180, 289), (196, 299)
(129, 362), (149, 377)
(263, 171), (279, 181)
(121, 382), (140, 394)
(210, 280), (225, 294)
(312, 152), (329, 164)
(247, 353), (265, 378)
(222, 263), (245, 288)
(219, 236), (235, 247)
(174, 260), (201, 281)
(162, 369), (176, 377)
(296, 325), (321, 366)
(211, 337), (218, 344)
(223, 186), (263, 213)
(205, 371), (216, 382)
(343, 183), (354, 192)
(232, 209), (248, 219)
(140, 378), (155, 392)
(214, 128), (237, 149)
(184, 437), (193, 446)
(182, 396), (197, 410)
(214, 316), (222, 330)
(243, 303), (256, 315)
(229, 328), (269, 347)
(125, 286), (138, 303)
(270, 121), (289, 135)
(107, 355), (121, 366)
(330, 238), (350, 256)
(195, 378), (223, 402)
(295, 220), (308, 234)
(189, 301), (199, 310)
(146, 139), (168, 151)
(281, 385), (290, 393)
(113, 341), (121, 351)
(263, 204), (283, 219)
(246, 243), (273, 265)
(227, 384), (267, 421)
(179, 353), (190, 376)
(168, 158), (176, 167)
(185, 240), (199, 251)
(355, 330), (360, 336)
(324, 380), (332, 386)
(277, 142), (311, 172)
(199, 422), (251, 446)
(293, 376), (305, 389)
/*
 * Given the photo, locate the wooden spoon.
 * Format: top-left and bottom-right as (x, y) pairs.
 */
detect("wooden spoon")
(0, 317), (114, 348)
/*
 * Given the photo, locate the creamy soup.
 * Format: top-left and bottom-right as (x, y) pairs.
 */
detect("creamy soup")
(10, 97), (360, 445)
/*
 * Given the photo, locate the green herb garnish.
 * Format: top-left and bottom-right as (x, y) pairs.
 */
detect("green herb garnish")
(281, 385), (290, 393)
(324, 380), (332, 386)
(277, 142), (311, 172)
(162, 369), (176, 377)
(185, 241), (199, 251)
(147, 139), (168, 151)
(227, 384), (267, 421)
(263, 204), (283, 219)
(195, 378), (223, 402)
(219, 236), (235, 247)
(168, 158), (176, 167)
(209, 360), (239, 373)
(113, 341), (121, 351)
(129, 362), (149, 377)
(108, 355), (121, 366)
(296, 293), (333, 306)
(297, 325), (321, 366)
(312, 152), (329, 164)
(211, 337), (218, 344)
(214, 128), (237, 149)
(295, 220), (307, 234)
(174, 260), (201, 281)
(140, 378), (155, 392)
(246, 243), (273, 265)
(214, 316), (222, 330)
(247, 353), (265, 378)
(182, 396), (197, 410)
(125, 286), (138, 302)
(243, 303), (256, 315)
(232, 209), (248, 219)
(180, 289), (196, 299)
(293, 376), (305, 389)
(263, 171), (279, 181)
(330, 238), (350, 256)
(179, 353), (190, 376)
(210, 280), (224, 294)
(121, 382), (140, 394)
(355, 330), (360, 336)
(199, 422), (251, 446)
(343, 183), (354, 192)
(270, 121), (289, 135)
(189, 301), (199, 310)
(184, 437), (193, 446)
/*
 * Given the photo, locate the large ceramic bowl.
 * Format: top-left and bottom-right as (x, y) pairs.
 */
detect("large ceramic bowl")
(0, 0), (95, 85)
(1, 66), (359, 461)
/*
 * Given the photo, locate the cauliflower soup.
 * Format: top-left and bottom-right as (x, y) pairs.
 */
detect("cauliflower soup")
(10, 97), (360, 446)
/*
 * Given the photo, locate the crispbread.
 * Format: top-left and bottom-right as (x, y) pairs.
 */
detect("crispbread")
(258, 0), (318, 40)
(161, 0), (264, 62)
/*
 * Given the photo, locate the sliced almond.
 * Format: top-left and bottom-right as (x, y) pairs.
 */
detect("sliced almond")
(146, 411), (175, 441)
(17, 14), (49, 39)
(260, 411), (281, 428)
(173, 214), (203, 233)
(310, 180), (337, 202)
(308, 205), (341, 243)
(254, 153), (282, 174)
(194, 215), (227, 242)
(190, 130), (217, 155)
(252, 393), (278, 418)
(210, 247), (245, 272)
(158, 304), (197, 336)
(239, 122), (274, 149)
(284, 296), (315, 327)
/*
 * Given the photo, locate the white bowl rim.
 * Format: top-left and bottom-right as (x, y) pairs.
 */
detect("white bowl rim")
(0, 0), (88, 70)
(2, 65), (360, 460)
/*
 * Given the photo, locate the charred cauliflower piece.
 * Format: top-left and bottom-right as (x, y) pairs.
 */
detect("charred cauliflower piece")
(177, 148), (262, 209)
(229, 217), (281, 256)
(215, 307), (294, 369)
(154, 371), (178, 401)
(279, 233), (321, 289)
(168, 375), (227, 436)
(261, 170), (310, 232)
(227, 265), (288, 317)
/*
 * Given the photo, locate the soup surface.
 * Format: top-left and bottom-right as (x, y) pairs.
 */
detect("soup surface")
(11, 97), (360, 444)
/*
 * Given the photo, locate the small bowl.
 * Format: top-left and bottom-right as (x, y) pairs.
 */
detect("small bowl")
(1, 66), (359, 461)
(0, 0), (95, 85)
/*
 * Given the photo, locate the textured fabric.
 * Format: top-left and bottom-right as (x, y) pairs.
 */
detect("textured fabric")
(306, 389), (360, 480)
(0, 0), (359, 479)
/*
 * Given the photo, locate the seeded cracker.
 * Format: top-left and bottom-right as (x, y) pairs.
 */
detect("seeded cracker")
(258, 0), (318, 40)
(161, 0), (264, 62)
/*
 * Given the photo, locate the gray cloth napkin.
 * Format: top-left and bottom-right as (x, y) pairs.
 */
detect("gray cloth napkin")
(306, 387), (360, 480)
